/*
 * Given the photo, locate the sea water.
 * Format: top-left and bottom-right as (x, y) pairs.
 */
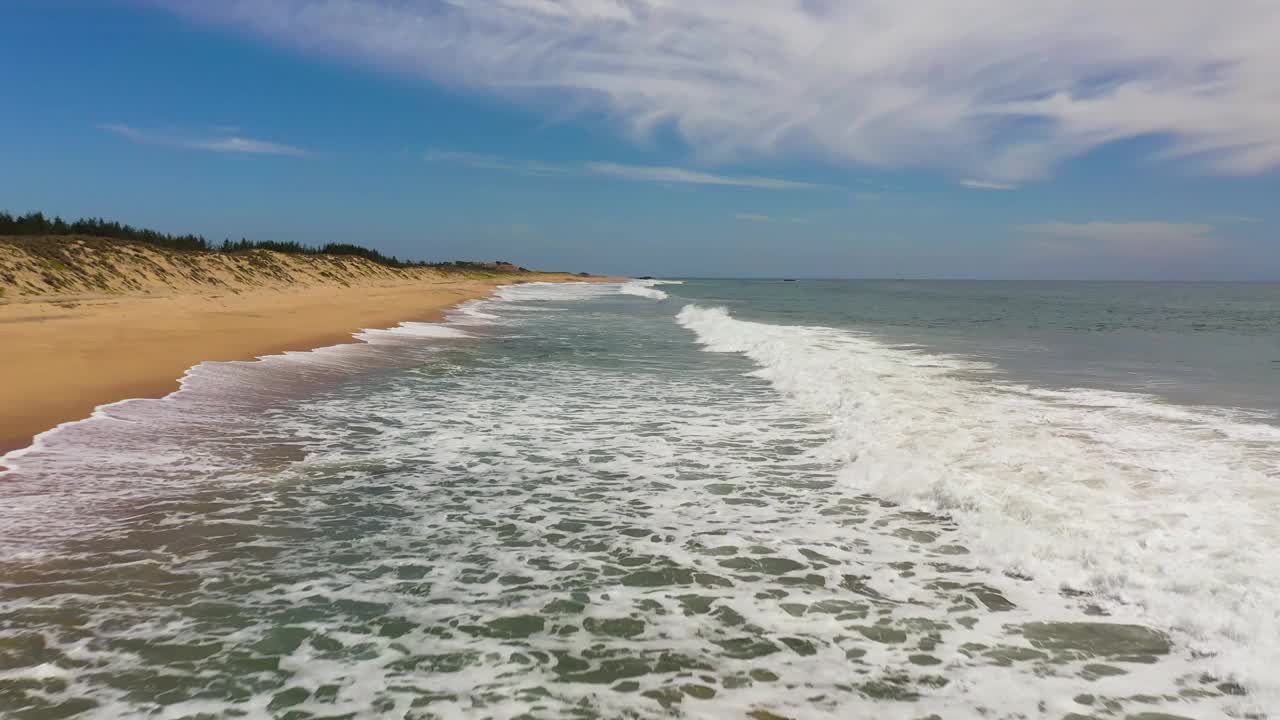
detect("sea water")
(1, 279), (1277, 719)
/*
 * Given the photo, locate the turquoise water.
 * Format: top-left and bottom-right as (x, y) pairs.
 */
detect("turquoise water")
(1, 280), (1277, 719)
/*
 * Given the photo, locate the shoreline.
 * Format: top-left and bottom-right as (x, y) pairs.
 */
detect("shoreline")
(0, 274), (616, 456)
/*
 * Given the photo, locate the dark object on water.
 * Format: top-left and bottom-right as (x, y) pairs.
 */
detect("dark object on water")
(783, 278), (798, 282)
(638, 275), (655, 280)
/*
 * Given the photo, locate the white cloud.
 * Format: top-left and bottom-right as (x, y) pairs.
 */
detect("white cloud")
(585, 163), (818, 189)
(426, 150), (816, 189)
(423, 149), (569, 177)
(191, 137), (308, 155)
(734, 213), (773, 222)
(1022, 221), (1220, 258)
(103, 124), (307, 156)
(151, 0), (1280, 180)
(960, 179), (1016, 191)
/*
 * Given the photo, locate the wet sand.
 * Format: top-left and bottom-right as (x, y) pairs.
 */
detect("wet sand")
(0, 274), (606, 454)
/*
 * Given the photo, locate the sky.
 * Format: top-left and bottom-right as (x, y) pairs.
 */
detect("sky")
(1, 0), (1277, 279)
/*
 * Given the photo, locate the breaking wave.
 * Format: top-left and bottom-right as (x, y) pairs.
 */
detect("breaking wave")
(619, 279), (674, 300)
(676, 304), (1280, 707)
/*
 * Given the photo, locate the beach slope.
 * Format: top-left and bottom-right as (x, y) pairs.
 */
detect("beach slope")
(0, 235), (609, 453)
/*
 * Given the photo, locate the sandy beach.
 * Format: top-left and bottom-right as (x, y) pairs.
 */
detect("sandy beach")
(0, 240), (609, 453)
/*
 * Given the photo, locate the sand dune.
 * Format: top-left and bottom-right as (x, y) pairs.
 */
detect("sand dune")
(0, 235), (610, 453)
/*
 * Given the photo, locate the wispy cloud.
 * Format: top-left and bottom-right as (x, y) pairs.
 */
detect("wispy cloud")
(960, 179), (1016, 191)
(103, 124), (307, 156)
(585, 163), (818, 189)
(734, 213), (773, 222)
(422, 150), (568, 177)
(425, 150), (816, 190)
(153, 0), (1280, 181)
(1022, 221), (1220, 258)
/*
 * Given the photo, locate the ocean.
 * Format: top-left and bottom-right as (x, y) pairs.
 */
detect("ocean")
(2, 279), (1277, 719)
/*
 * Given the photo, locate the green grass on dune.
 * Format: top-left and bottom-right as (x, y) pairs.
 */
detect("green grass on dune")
(0, 210), (534, 272)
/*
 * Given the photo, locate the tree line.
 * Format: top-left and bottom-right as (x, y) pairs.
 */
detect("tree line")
(0, 210), (456, 269)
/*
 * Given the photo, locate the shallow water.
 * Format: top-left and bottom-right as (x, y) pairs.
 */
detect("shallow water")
(0, 280), (1275, 718)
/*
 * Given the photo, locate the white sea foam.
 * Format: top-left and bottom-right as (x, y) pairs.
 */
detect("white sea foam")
(619, 279), (671, 300)
(0, 281), (611, 477)
(0, 282), (620, 555)
(357, 322), (472, 343)
(2, 284), (1266, 718)
(676, 303), (1280, 708)
(447, 300), (502, 325)
(494, 281), (619, 303)
(19, 334), (1213, 718)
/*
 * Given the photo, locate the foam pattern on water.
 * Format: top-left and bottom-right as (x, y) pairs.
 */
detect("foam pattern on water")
(679, 303), (1280, 713)
(619, 280), (676, 300)
(0, 284), (1263, 719)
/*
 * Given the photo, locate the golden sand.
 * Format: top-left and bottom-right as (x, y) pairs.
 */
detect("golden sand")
(0, 237), (613, 453)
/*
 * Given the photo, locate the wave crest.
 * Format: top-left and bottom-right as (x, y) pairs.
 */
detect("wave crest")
(676, 303), (1280, 705)
(619, 279), (671, 300)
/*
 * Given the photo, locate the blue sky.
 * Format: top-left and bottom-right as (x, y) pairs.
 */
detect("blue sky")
(1, 0), (1277, 279)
